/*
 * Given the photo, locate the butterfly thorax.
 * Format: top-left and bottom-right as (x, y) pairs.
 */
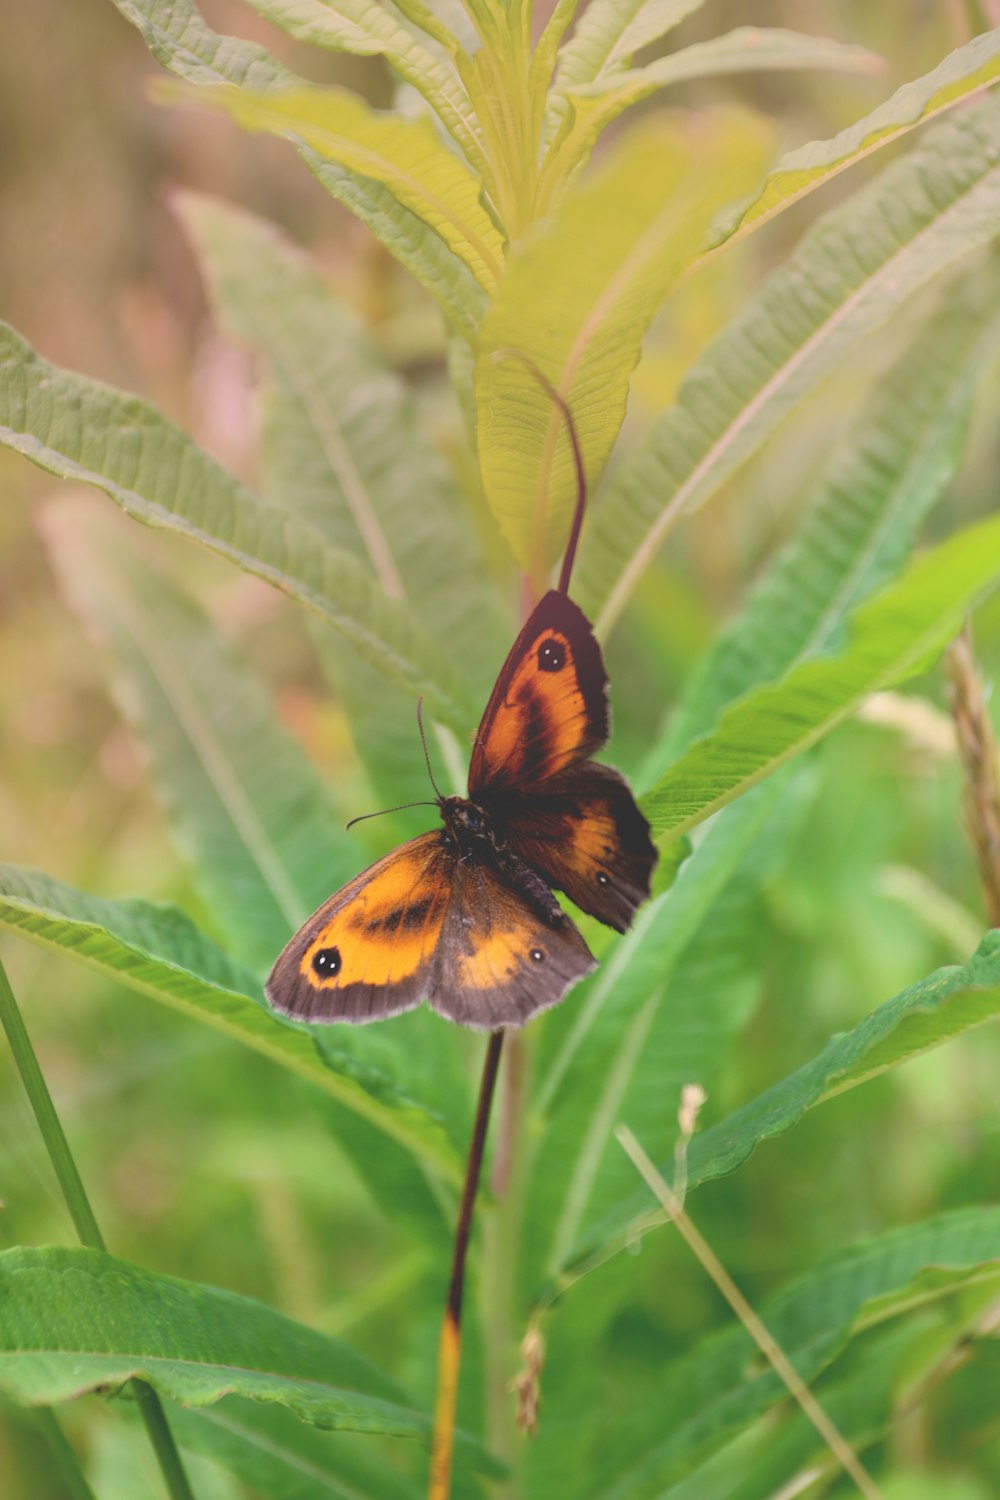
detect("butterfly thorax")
(439, 795), (503, 860)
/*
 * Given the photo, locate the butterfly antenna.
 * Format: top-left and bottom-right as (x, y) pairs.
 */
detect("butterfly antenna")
(345, 801), (437, 832)
(491, 348), (587, 597)
(416, 696), (446, 802)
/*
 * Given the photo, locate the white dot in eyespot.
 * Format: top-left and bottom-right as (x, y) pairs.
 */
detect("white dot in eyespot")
(530, 948), (545, 962)
(596, 871), (610, 886)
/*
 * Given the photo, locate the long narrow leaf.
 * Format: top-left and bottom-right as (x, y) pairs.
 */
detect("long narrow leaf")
(172, 1399), (423, 1500)
(0, 322), (473, 735)
(718, 24), (1000, 246)
(592, 1209), (1000, 1498)
(577, 91), (1000, 634)
(0, 864), (461, 1178)
(642, 509), (1000, 841)
(178, 191), (505, 814)
(0, 1245), (423, 1435)
(568, 929), (1000, 1279)
(43, 501), (357, 973)
(526, 776), (797, 1288)
(551, 0), (708, 91)
(660, 267), (1000, 760)
(545, 28), (879, 192)
(110, 0), (487, 338)
(241, 0), (486, 175)
(174, 84), (504, 295)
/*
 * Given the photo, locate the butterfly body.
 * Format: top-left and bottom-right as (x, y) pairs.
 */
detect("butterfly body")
(266, 591), (657, 1030)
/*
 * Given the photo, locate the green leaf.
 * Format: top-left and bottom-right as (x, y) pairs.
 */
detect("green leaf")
(660, 266), (1000, 760)
(175, 190), (502, 650)
(171, 84), (504, 296)
(0, 864), (461, 1180)
(241, 0), (485, 175)
(572, 930), (1000, 1278)
(177, 190), (505, 816)
(577, 91), (1000, 634)
(475, 111), (767, 577)
(720, 24), (1000, 246)
(526, 774), (802, 1288)
(173, 1399), (423, 1500)
(641, 508), (1000, 842)
(0, 1246), (423, 1435)
(592, 1208), (1000, 1497)
(549, 0), (709, 95)
(110, 0), (487, 338)
(0, 321), (473, 736)
(42, 500), (358, 973)
(546, 28), (880, 191)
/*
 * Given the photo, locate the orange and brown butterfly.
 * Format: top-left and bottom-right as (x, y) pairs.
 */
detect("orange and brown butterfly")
(265, 589), (657, 1030)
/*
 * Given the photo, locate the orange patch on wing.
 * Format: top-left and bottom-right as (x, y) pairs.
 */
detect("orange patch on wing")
(299, 838), (450, 991)
(454, 927), (527, 990)
(475, 627), (590, 785)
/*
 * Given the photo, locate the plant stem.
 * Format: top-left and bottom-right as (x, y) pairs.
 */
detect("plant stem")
(0, 955), (196, 1500)
(428, 1028), (505, 1500)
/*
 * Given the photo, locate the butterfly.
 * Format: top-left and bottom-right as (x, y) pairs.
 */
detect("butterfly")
(265, 589), (657, 1030)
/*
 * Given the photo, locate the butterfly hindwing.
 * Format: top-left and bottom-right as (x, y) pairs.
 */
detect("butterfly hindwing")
(265, 832), (452, 1023)
(468, 590), (609, 796)
(430, 858), (596, 1030)
(502, 764), (658, 933)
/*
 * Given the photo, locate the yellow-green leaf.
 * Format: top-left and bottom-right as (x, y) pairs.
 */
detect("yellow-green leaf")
(474, 110), (769, 580)
(716, 24), (1000, 247)
(544, 26), (879, 194)
(166, 82), (506, 295)
(242, 0), (487, 175)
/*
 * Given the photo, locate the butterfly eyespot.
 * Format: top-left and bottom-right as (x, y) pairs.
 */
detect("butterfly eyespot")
(596, 871), (610, 887)
(530, 948), (545, 963)
(312, 946), (342, 978)
(537, 637), (566, 673)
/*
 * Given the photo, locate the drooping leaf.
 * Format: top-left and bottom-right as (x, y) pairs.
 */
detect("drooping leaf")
(589, 1209), (1000, 1497)
(240, 0), (486, 176)
(0, 864), (461, 1179)
(544, 27), (880, 193)
(110, 0), (487, 338)
(570, 929), (1000, 1278)
(42, 500), (357, 974)
(0, 322), (473, 736)
(0, 1245), (423, 1436)
(718, 24), (1000, 246)
(170, 84), (504, 296)
(659, 266), (1000, 761)
(475, 110), (768, 578)
(641, 508), (1000, 842)
(576, 91), (1000, 633)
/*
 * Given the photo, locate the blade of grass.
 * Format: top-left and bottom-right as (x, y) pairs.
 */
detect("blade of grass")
(0, 956), (195, 1500)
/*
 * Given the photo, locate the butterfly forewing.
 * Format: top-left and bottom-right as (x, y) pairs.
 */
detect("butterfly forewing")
(469, 591), (608, 796)
(265, 832), (452, 1022)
